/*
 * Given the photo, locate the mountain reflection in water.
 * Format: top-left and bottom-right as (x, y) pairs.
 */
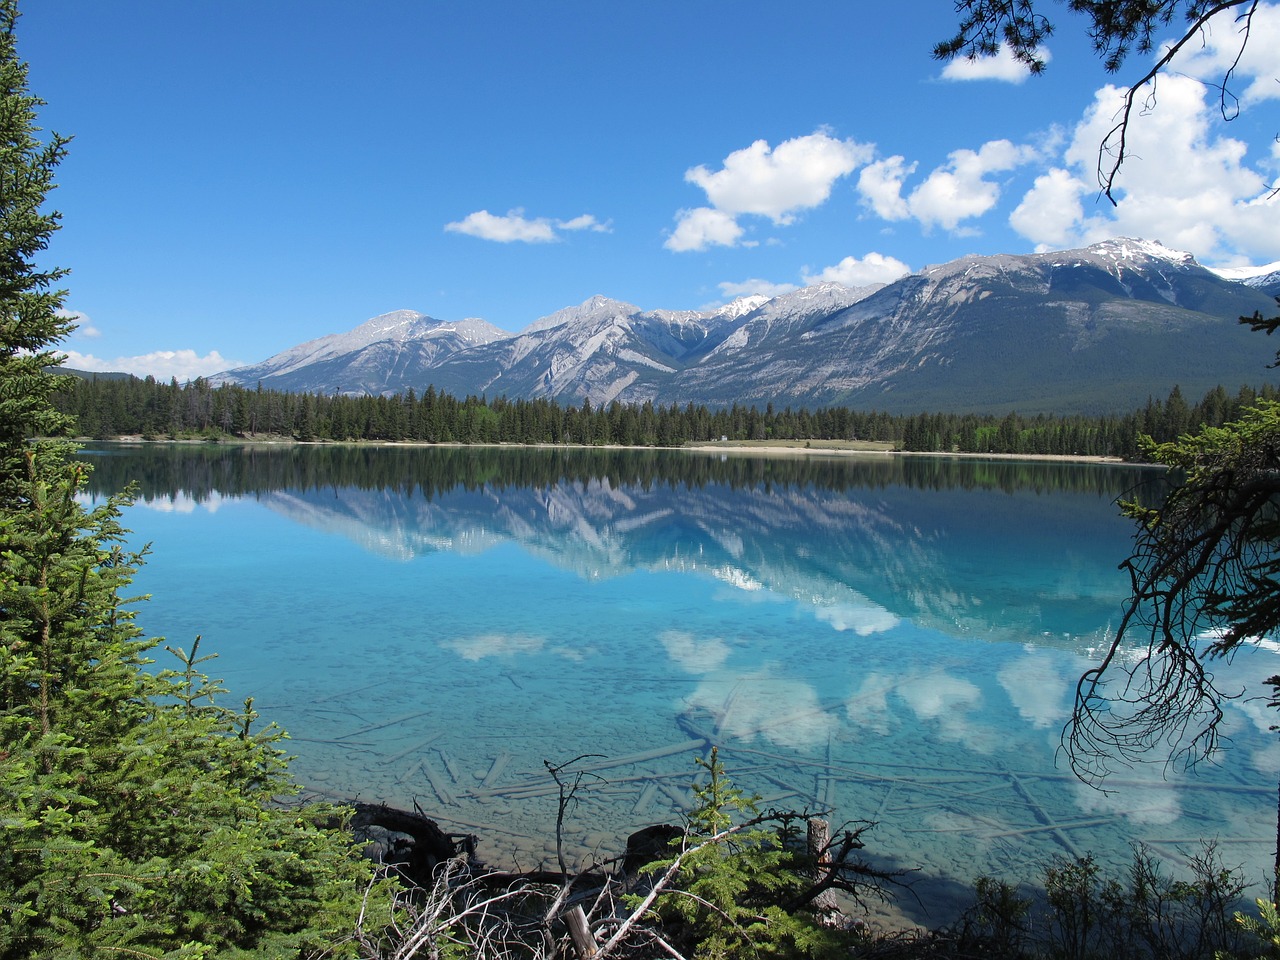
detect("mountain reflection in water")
(84, 444), (1157, 646)
(81, 444), (1274, 926)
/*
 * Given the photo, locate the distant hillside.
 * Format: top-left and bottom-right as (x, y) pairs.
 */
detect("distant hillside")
(214, 239), (1280, 415)
(60, 368), (134, 381)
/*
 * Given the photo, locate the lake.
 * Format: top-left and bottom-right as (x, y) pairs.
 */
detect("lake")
(80, 443), (1279, 926)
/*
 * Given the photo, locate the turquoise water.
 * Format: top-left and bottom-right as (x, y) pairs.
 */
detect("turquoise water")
(81, 445), (1279, 924)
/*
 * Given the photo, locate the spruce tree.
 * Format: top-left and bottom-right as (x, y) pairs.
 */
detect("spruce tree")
(0, 3), (392, 955)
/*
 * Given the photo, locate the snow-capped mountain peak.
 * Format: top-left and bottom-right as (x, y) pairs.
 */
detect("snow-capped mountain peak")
(1206, 260), (1280, 296)
(523, 295), (641, 335)
(1088, 237), (1198, 268)
(714, 295), (772, 319)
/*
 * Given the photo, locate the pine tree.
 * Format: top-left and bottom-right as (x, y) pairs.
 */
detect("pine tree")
(642, 749), (848, 959)
(0, 3), (392, 955)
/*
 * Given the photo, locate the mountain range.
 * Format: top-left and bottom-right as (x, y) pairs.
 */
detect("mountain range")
(213, 238), (1280, 415)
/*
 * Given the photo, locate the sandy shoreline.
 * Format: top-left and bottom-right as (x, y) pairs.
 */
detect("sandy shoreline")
(681, 442), (1129, 464)
(91, 435), (1135, 466)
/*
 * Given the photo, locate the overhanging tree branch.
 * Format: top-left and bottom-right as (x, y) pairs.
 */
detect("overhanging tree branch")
(936, 0), (1271, 200)
(1066, 401), (1280, 784)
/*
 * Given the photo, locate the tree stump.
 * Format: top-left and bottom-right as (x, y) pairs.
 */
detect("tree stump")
(807, 817), (840, 922)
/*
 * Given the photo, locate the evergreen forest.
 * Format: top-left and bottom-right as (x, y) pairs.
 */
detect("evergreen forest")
(54, 372), (1280, 460)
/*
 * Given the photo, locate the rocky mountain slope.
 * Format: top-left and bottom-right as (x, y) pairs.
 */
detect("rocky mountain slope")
(214, 239), (1279, 414)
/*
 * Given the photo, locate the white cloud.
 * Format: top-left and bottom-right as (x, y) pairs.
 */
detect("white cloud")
(669, 130), (871, 251)
(845, 672), (896, 735)
(717, 278), (799, 299)
(940, 43), (1051, 84)
(62, 348), (238, 382)
(802, 252), (911, 287)
(665, 206), (745, 252)
(685, 131), (871, 223)
(1070, 763), (1182, 825)
(557, 214), (612, 233)
(1173, 2), (1280, 106)
(897, 671), (998, 752)
(857, 156), (915, 220)
(857, 140), (1037, 233)
(1009, 168), (1089, 248)
(1010, 75), (1280, 262)
(907, 139), (1040, 232)
(898, 672), (982, 722)
(57, 308), (99, 338)
(135, 492), (226, 515)
(710, 253), (911, 310)
(445, 208), (610, 243)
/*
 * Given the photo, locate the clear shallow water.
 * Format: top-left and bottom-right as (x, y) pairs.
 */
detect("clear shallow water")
(82, 445), (1280, 924)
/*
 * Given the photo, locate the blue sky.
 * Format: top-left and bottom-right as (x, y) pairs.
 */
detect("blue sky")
(21, 1), (1280, 380)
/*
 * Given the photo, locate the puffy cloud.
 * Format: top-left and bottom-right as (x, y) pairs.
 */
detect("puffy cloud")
(857, 156), (915, 220)
(133, 492), (226, 515)
(802, 252), (911, 287)
(1173, 2), (1280, 105)
(445, 208), (610, 243)
(1009, 168), (1089, 249)
(710, 252), (911, 312)
(665, 206), (745, 252)
(907, 140), (1040, 232)
(717, 278), (799, 299)
(1069, 764), (1182, 825)
(1010, 75), (1280, 262)
(685, 131), (872, 223)
(62, 348), (238, 382)
(940, 43), (1051, 84)
(557, 214), (612, 232)
(896, 671), (999, 752)
(668, 130), (871, 251)
(857, 140), (1037, 233)
(898, 672), (982, 722)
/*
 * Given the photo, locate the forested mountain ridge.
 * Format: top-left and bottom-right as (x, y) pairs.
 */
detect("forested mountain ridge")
(211, 239), (1279, 415)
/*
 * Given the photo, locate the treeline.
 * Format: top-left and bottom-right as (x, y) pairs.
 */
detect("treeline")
(55, 373), (1280, 459)
(78, 442), (1158, 506)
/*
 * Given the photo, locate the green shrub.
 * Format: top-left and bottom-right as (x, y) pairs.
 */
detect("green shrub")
(638, 748), (853, 959)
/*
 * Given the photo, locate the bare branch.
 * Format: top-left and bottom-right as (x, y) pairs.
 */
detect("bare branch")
(936, 1), (1269, 198)
(1098, 0), (1260, 202)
